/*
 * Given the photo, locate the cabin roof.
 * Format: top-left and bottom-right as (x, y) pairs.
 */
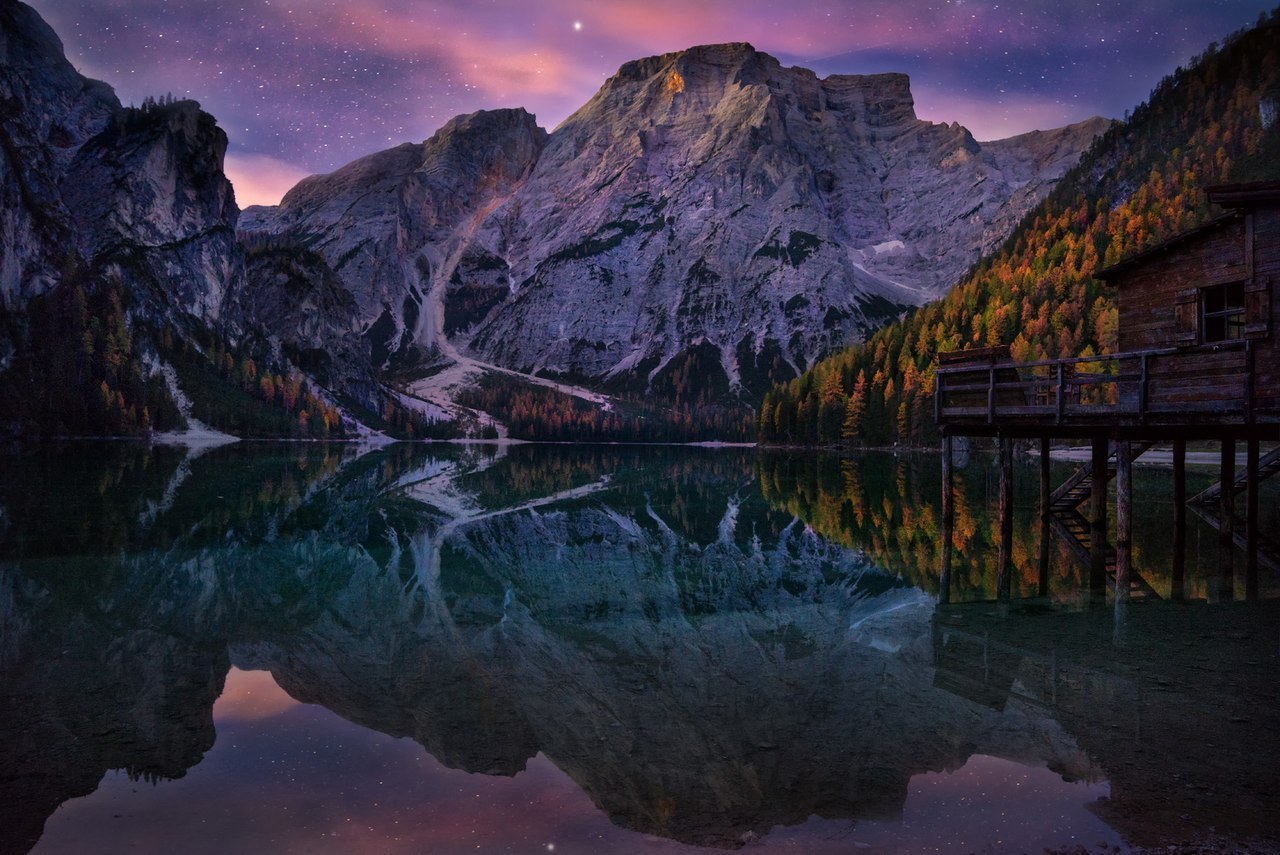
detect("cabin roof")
(1094, 212), (1242, 281)
(1205, 179), (1280, 208)
(1095, 179), (1280, 282)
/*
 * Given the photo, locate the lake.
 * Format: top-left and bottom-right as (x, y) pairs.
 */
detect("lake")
(2, 442), (1278, 853)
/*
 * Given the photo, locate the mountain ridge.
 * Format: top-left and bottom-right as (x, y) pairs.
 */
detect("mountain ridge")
(243, 40), (1107, 407)
(0, 1), (1106, 439)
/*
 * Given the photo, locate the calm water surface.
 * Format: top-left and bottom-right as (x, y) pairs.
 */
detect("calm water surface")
(2, 442), (1278, 854)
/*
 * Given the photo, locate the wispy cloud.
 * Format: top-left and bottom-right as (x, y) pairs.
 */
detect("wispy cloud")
(225, 152), (312, 208)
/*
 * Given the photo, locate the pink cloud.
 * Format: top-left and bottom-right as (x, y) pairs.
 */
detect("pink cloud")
(224, 152), (312, 208)
(912, 87), (1096, 141)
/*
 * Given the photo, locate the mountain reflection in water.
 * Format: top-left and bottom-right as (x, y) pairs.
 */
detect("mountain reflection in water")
(1, 443), (1277, 853)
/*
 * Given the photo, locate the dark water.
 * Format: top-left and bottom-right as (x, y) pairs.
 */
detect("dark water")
(1, 442), (1278, 854)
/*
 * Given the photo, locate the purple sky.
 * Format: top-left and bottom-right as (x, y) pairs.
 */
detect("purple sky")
(26, 0), (1276, 207)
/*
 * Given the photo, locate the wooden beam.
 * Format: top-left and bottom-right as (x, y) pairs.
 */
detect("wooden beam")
(1090, 437), (1109, 601)
(940, 436), (954, 605)
(1115, 440), (1133, 602)
(1172, 439), (1186, 602)
(997, 436), (1014, 601)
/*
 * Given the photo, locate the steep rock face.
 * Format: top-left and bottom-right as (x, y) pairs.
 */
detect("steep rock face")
(242, 109), (549, 367)
(62, 101), (242, 323)
(0, 0), (118, 308)
(0, 0), (242, 330)
(468, 48), (1107, 389)
(234, 242), (377, 408)
(245, 44), (1107, 395)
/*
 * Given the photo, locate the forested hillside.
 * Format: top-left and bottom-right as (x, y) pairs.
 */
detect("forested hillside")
(759, 9), (1280, 447)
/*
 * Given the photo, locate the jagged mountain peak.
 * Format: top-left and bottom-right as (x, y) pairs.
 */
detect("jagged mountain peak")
(236, 41), (1106, 401)
(569, 42), (918, 136)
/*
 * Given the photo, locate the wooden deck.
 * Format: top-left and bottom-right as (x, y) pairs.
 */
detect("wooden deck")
(934, 340), (1278, 438)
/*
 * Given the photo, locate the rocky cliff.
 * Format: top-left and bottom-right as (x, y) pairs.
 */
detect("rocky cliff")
(0, 0), (383, 432)
(0, 0), (117, 309)
(1, 0), (240, 325)
(245, 44), (1108, 396)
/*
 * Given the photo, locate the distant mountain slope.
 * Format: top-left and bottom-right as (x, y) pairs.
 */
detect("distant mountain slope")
(243, 44), (1106, 402)
(759, 8), (1280, 447)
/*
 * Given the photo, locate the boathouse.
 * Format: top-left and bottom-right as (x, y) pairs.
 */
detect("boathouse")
(933, 180), (1280, 604)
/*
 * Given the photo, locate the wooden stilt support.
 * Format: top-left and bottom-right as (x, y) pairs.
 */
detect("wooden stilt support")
(1090, 436), (1109, 602)
(996, 436), (1014, 601)
(1246, 437), (1260, 601)
(1115, 440), (1133, 603)
(940, 435), (954, 605)
(1218, 439), (1235, 601)
(1172, 439), (1186, 602)
(1113, 599), (1129, 649)
(1039, 437), (1051, 522)
(1038, 437), (1051, 598)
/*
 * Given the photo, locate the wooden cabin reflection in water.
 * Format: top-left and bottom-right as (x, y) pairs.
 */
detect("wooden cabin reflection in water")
(934, 181), (1280, 604)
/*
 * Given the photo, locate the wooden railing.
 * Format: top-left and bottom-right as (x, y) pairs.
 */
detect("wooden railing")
(935, 340), (1261, 427)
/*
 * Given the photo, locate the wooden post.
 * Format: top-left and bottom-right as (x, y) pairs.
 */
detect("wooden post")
(1089, 436), (1109, 602)
(996, 436), (1014, 601)
(1171, 439), (1186, 602)
(1113, 600), (1129, 649)
(940, 435), (954, 605)
(1039, 437), (1051, 522)
(1039, 436), (1051, 598)
(1115, 440), (1133, 603)
(1246, 436), (1260, 601)
(1218, 438), (1235, 602)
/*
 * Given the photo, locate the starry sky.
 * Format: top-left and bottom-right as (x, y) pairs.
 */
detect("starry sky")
(25, 0), (1277, 207)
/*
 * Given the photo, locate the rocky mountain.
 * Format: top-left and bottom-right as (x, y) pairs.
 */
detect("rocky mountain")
(245, 44), (1107, 397)
(0, 2), (238, 325)
(1, 0), (1104, 438)
(0, 0), (387, 437)
(0, 0), (118, 308)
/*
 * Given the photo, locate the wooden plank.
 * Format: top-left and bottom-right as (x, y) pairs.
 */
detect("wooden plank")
(938, 345), (1012, 365)
(1244, 277), (1271, 338)
(1174, 288), (1198, 345)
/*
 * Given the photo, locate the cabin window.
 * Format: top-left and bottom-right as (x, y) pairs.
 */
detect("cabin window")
(1201, 282), (1245, 343)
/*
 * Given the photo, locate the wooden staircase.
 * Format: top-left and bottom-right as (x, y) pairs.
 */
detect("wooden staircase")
(1050, 510), (1161, 600)
(1049, 441), (1156, 512)
(1048, 441), (1160, 600)
(1190, 445), (1280, 505)
(1185, 503), (1280, 574)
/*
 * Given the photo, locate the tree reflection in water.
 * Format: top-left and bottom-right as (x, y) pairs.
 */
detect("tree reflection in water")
(1, 443), (1277, 852)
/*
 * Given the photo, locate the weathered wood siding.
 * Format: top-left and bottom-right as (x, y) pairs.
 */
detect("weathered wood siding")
(1117, 204), (1279, 410)
(1116, 218), (1247, 353)
(1253, 206), (1280, 407)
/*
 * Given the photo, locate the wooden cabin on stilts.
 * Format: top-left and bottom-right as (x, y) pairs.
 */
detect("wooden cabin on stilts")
(934, 180), (1280, 605)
